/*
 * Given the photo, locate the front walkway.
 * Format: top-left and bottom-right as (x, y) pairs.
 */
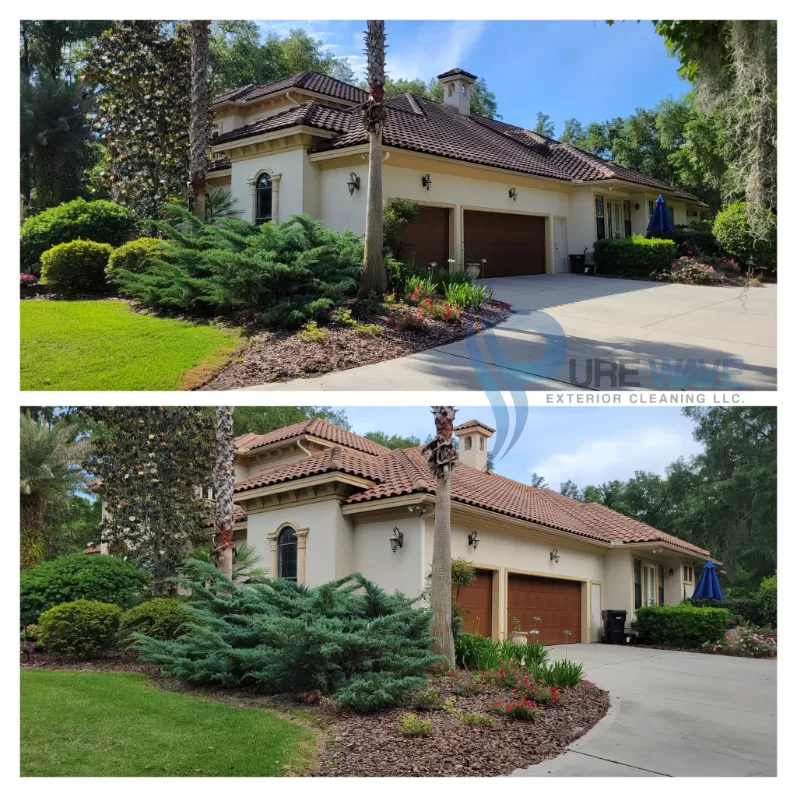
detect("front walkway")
(244, 274), (776, 391)
(512, 644), (777, 777)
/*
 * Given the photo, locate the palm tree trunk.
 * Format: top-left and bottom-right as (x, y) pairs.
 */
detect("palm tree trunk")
(213, 406), (235, 580)
(188, 20), (210, 221)
(359, 20), (388, 295)
(423, 406), (458, 669)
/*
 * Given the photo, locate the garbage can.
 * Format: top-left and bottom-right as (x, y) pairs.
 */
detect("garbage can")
(568, 254), (587, 273)
(601, 609), (627, 644)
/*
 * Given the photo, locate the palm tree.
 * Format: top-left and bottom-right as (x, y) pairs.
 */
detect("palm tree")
(205, 188), (242, 221)
(213, 406), (235, 579)
(188, 20), (211, 220)
(422, 406), (458, 668)
(20, 412), (89, 568)
(359, 20), (388, 295)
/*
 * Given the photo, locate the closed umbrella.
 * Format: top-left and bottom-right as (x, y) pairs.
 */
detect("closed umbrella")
(692, 561), (724, 600)
(647, 195), (675, 234)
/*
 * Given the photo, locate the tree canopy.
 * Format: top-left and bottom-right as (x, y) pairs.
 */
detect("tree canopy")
(377, 75), (501, 119)
(232, 406), (350, 437)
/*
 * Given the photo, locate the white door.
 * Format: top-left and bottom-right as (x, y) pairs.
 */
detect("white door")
(554, 218), (568, 273)
(607, 200), (622, 239)
(590, 582), (602, 642)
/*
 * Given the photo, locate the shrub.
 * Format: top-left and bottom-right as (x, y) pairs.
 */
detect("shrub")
(635, 604), (730, 648)
(758, 572), (777, 627)
(39, 600), (122, 659)
(653, 257), (723, 285)
(461, 712), (493, 727)
(487, 696), (537, 721)
(106, 237), (164, 280)
(428, 266), (472, 291)
(352, 322), (383, 336)
(398, 713), (432, 738)
(20, 272), (39, 286)
(649, 224), (720, 257)
(703, 627), (776, 658)
(135, 562), (441, 714)
(40, 240), (112, 293)
(546, 660), (584, 688)
(414, 689), (456, 713)
(383, 198), (419, 260)
(443, 282), (493, 310)
(404, 276), (438, 304)
(713, 202), (777, 274)
(21, 623), (42, 655)
(297, 320), (328, 343)
(524, 684), (561, 705)
(20, 553), (150, 627)
(113, 208), (363, 328)
(20, 198), (139, 270)
(118, 598), (191, 646)
(593, 235), (677, 278)
(455, 633), (501, 670)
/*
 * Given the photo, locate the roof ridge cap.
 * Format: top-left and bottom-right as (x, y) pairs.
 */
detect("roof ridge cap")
(405, 93), (425, 116)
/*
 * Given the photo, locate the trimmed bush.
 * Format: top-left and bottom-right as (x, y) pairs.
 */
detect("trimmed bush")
(20, 198), (139, 270)
(118, 598), (192, 646)
(758, 572), (777, 627)
(106, 237), (164, 280)
(39, 600), (122, 659)
(713, 202), (777, 274)
(20, 553), (150, 627)
(648, 224), (719, 257)
(635, 605), (730, 648)
(40, 240), (112, 293)
(691, 597), (768, 626)
(593, 235), (677, 278)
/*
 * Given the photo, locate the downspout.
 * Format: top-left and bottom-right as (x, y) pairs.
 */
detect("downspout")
(296, 438), (313, 458)
(285, 91), (301, 108)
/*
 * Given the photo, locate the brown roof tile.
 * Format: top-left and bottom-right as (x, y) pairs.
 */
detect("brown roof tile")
(437, 68), (478, 81)
(453, 419), (496, 434)
(235, 418), (389, 456)
(212, 70), (366, 107)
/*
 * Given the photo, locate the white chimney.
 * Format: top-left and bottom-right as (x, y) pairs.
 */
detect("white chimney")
(454, 420), (495, 471)
(437, 68), (477, 115)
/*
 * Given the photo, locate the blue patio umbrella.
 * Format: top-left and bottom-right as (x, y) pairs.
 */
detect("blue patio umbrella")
(647, 195), (675, 234)
(692, 561), (725, 600)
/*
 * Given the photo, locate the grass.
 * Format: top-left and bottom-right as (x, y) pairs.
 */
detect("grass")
(20, 300), (241, 390)
(20, 670), (316, 777)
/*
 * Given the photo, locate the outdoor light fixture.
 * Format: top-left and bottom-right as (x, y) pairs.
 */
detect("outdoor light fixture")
(421, 173), (432, 191)
(634, 203), (640, 210)
(389, 527), (404, 553)
(669, 568), (674, 576)
(652, 548), (663, 555)
(347, 172), (360, 195)
(508, 187), (517, 201)
(550, 548), (560, 564)
(468, 530), (480, 550)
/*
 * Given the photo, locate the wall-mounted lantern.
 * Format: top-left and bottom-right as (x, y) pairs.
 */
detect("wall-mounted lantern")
(421, 173), (432, 191)
(508, 187), (517, 201)
(669, 568), (675, 576)
(468, 530), (480, 550)
(634, 202), (640, 211)
(389, 527), (404, 553)
(347, 172), (361, 196)
(652, 548), (663, 556)
(550, 548), (560, 564)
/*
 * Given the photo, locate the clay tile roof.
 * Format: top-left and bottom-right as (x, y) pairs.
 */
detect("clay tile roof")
(83, 544), (101, 555)
(208, 156), (231, 172)
(235, 418), (389, 457)
(212, 70), (366, 107)
(453, 419), (496, 434)
(202, 504), (248, 528)
(437, 68), (478, 81)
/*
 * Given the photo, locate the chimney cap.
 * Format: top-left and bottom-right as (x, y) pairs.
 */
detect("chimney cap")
(437, 68), (478, 82)
(453, 419), (495, 436)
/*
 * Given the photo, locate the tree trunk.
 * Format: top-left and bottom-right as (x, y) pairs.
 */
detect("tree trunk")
(359, 20), (388, 295)
(188, 20), (210, 221)
(213, 406), (235, 580)
(423, 406), (458, 669)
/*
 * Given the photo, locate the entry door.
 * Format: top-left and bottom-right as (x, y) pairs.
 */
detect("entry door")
(590, 582), (602, 642)
(643, 565), (656, 607)
(606, 201), (622, 239)
(554, 218), (568, 273)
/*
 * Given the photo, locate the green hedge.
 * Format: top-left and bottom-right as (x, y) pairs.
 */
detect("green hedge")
(39, 600), (122, 660)
(593, 235), (677, 278)
(690, 597), (768, 627)
(20, 198), (139, 270)
(635, 605), (730, 648)
(40, 239), (112, 294)
(119, 598), (192, 645)
(648, 225), (719, 257)
(713, 202), (777, 274)
(106, 237), (165, 280)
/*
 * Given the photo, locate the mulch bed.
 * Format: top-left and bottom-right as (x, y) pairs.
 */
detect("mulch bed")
(20, 651), (161, 677)
(198, 298), (511, 390)
(315, 672), (609, 777)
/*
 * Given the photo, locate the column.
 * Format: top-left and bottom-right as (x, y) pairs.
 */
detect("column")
(295, 528), (309, 585)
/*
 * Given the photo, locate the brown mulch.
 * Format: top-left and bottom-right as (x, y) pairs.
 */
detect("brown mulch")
(20, 651), (161, 677)
(315, 674), (610, 777)
(198, 299), (511, 390)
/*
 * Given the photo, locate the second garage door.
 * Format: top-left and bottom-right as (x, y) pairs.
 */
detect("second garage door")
(456, 568), (493, 637)
(399, 205), (450, 269)
(464, 210), (547, 277)
(507, 574), (581, 645)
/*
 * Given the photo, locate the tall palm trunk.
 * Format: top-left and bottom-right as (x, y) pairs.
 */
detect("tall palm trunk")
(213, 406), (235, 580)
(422, 406), (458, 669)
(188, 20), (210, 221)
(360, 20), (388, 295)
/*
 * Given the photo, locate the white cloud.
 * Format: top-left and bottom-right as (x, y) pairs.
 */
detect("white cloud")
(530, 426), (701, 491)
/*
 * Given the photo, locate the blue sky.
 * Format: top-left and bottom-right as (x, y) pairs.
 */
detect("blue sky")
(337, 406), (704, 490)
(257, 20), (689, 135)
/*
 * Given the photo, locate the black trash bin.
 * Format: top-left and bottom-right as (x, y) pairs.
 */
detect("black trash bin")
(568, 254), (587, 273)
(601, 609), (627, 644)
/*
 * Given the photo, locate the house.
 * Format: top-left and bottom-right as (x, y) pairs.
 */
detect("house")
(208, 68), (707, 276)
(215, 418), (709, 645)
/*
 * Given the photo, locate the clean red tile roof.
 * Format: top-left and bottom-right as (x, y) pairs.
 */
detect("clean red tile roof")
(454, 419), (496, 434)
(231, 423), (710, 557)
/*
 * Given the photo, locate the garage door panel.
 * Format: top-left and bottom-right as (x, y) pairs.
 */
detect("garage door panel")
(508, 574), (581, 645)
(456, 568), (492, 637)
(399, 206), (449, 269)
(464, 210), (546, 277)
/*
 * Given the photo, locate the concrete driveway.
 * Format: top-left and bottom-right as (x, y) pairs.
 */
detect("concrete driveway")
(513, 644), (777, 777)
(246, 274), (776, 391)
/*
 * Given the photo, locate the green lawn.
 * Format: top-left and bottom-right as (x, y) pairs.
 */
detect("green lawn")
(21, 671), (316, 777)
(21, 300), (241, 390)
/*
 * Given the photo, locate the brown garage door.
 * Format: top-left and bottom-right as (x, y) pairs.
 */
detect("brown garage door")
(456, 568), (493, 637)
(507, 574), (581, 645)
(464, 210), (546, 277)
(399, 205), (449, 268)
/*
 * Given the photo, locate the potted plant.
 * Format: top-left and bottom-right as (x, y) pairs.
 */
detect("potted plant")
(508, 615), (528, 645)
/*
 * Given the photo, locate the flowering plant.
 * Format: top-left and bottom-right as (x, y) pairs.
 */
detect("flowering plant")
(20, 272), (39, 286)
(487, 695), (538, 721)
(703, 627), (776, 658)
(652, 257), (723, 285)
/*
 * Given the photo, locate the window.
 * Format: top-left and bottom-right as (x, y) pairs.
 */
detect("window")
(464, 435), (473, 451)
(648, 200), (654, 217)
(658, 565), (665, 605)
(606, 200), (622, 238)
(255, 173), (273, 225)
(595, 195), (605, 240)
(682, 565), (694, 584)
(633, 558), (642, 609)
(686, 209), (698, 218)
(623, 200), (632, 237)
(278, 526), (298, 581)
(448, 83), (456, 97)
(461, 84), (467, 97)
(479, 436), (484, 451)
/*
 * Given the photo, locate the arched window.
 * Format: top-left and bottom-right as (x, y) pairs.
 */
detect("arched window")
(255, 173), (273, 225)
(464, 435), (473, 451)
(277, 526), (297, 581)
